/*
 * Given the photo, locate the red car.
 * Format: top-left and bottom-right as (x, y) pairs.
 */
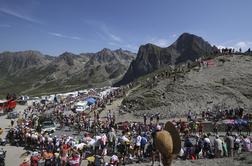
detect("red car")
(0, 100), (16, 112)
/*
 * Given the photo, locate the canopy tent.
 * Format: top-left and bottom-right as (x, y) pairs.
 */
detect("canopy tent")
(222, 119), (248, 126)
(86, 98), (96, 105)
(222, 119), (235, 124)
(234, 119), (248, 126)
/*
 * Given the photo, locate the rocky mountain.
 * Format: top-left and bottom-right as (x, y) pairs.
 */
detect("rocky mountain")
(115, 33), (217, 86)
(0, 49), (135, 97)
(0, 51), (50, 76)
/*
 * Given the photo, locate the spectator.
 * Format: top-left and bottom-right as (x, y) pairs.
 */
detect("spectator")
(214, 135), (223, 158)
(187, 110), (192, 122)
(242, 135), (251, 152)
(225, 133), (234, 157)
(203, 134), (211, 158)
(234, 134), (241, 156)
(20, 158), (30, 166)
(184, 136), (193, 159)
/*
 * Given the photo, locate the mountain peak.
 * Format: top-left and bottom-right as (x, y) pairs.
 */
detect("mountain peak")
(178, 32), (193, 38)
(174, 33), (203, 47)
(56, 52), (77, 66)
(100, 48), (112, 54)
(115, 33), (215, 86)
(116, 48), (123, 51)
(89, 48), (135, 64)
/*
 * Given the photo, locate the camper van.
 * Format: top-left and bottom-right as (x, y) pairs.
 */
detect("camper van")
(74, 101), (89, 113)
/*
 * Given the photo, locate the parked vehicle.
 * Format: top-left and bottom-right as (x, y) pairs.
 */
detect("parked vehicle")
(74, 101), (89, 113)
(0, 149), (6, 166)
(7, 111), (19, 119)
(16, 96), (29, 105)
(41, 121), (56, 133)
(0, 100), (16, 113)
(0, 138), (6, 146)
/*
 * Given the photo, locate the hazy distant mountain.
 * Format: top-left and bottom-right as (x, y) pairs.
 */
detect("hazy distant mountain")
(0, 49), (135, 97)
(0, 51), (50, 75)
(115, 33), (216, 86)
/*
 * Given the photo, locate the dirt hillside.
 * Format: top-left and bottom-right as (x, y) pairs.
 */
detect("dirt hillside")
(122, 55), (252, 119)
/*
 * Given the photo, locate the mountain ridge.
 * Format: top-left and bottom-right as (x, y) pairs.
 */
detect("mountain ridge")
(0, 48), (135, 97)
(115, 33), (217, 86)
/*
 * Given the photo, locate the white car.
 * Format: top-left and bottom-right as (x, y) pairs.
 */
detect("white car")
(41, 121), (56, 133)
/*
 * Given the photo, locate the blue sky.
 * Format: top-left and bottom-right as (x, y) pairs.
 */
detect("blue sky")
(0, 0), (251, 55)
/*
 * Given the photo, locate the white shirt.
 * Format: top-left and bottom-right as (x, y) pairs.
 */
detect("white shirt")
(121, 135), (129, 143)
(136, 135), (141, 146)
(214, 138), (223, 150)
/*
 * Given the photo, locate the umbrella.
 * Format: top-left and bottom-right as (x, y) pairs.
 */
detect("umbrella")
(235, 119), (248, 126)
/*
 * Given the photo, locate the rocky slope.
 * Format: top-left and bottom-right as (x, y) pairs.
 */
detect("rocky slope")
(121, 55), (252, 119)
(127, 152), (252, 166)
(115, 33), (218, 86)
(0, 49), (135, 97)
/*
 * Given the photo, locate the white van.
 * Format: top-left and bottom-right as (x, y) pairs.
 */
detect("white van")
(75, 101), (89, 112)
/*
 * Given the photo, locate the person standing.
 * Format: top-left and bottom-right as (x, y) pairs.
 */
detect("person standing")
(150, 115), (154, 126)
(11, 119), (14, 127)
(242, 135), (251, 152)
(234, 134), (241, 156)
(214, 135), (223, 158)
(107, 110), (112, 122)
(225, 133), (234, 157)
(100, 133), (108, 164)
(108, 128), (116, 153)
(194, 135), (203, 159)
(187, 110), (192, 122)
(143, 114), (147, 126)
(184, 136), (193, 159)
(140, 134), (148, 157)
(202, 111), (205, 120)
(222, 139), (228, 157)
(213, 122), (218, 135)
(135, 132), (142, 162)
(156, 113), (160, 125)
(198, 122), (203, 136)
(112, 112), (116, 125)
(203, 134), (211, 158)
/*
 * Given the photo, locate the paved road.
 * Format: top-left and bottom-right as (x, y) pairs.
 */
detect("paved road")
(0, 105), (29, 166)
